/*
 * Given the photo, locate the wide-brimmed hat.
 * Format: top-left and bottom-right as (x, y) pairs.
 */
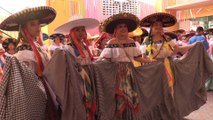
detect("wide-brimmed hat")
(141, 28), (148, 37)
(140, 12), (177, 27)
(179, 31), (195, 40)
(206, 28), (213, 34)
(102, 12), (140, 34)
(128, 27), (143, 37)
(2, 38), (18, 50)
(42, 33), (49, 41)
(164, 32), (177, 40)
(49, 33), (65, 41)
(90, 34), (99, 40)
(0, 6), (56, 31)
(54, 16), (99, 34)
(173, 29), (185, 34)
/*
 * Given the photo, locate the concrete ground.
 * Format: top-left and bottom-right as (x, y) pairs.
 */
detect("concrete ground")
(184, 91), (213, 120)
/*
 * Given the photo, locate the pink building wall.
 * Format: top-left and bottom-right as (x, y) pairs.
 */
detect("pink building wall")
(84, 0), (155, 35)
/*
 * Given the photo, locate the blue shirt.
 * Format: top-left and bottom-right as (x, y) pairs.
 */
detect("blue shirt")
(188, 35), (209, 49)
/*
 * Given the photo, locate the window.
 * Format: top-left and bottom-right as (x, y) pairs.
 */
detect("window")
(102, 0), (139, 16)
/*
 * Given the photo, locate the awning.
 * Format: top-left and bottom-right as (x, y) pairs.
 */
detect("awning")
(166, 0), (213, 11)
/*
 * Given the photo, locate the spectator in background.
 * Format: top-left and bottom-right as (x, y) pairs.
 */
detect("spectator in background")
(188, 26), (209, 50)
(2, 38), (17, 56)
(93, 32), (110, 57)
(48, 33), (65, 56)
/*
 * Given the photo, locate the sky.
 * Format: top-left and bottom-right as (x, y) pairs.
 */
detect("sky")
(0, 0), (46, 16)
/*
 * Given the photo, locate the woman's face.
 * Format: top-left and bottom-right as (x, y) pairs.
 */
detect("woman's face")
(8, 43), (15, 51)
(115, 23), (128, 36)
(54, 37), (61, 44)
(152, 21), (163, 35)
(72, 26), (86, 40)
(24, 20), (41, 38)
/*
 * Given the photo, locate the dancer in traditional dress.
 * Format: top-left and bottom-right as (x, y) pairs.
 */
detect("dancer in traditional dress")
(50, 16), (100, 120)
(0, 6), (58, 119)
(141, 12), (213, 118)
(93, 12), (177, 120)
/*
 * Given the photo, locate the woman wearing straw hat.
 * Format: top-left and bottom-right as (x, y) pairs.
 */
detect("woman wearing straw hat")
(0, 6), (56, 74)
(54, 16), (99, 120)
(140, 13), (195, 93)
(96, 12), (170, 120)
(141, 12), (213, 118)
(141, 13), (196, 60)
(0, 6), (58, 119)
(49, 33), (65, 56)
(55, 16), (99, 66)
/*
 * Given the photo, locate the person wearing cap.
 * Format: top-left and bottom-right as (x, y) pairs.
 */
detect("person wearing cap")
(2, 38), (17, 56)
(49, 33), (65, 56)
(54, 16), (99, 120)
(188, 26), (209, 50)
(141, 12), (213, 118)
(0, 6), (58, 119)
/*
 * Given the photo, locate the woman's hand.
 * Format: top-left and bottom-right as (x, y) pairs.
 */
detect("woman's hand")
(144, 58), (157, 63)
(136, 57), (157, 64)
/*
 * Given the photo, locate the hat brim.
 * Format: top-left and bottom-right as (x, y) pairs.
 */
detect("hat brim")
(141, 28), (148, 37)
(106, 19), (138, 34)
(103, 12), (139, 34)
(174, 29), (185, 33)
(54, 18), (99, 34)
(42, 33), (49, 41)
(2, 38), (18, 50)
(128, 27), (143, 37)
(49, 33), (65, 40)
(140, 12), (177, 27)
(180, 32), (195, 38)
(0, 6), (56, 31)
(206, 28), (213, 33)
(164, 32), (177, 39)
